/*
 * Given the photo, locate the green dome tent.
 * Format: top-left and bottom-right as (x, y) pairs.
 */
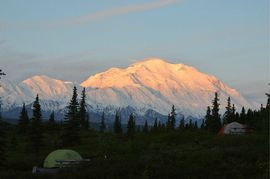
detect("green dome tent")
(43, 149), (83, 168)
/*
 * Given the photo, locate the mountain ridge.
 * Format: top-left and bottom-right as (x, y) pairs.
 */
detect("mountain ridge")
(0, 58), (254, 123)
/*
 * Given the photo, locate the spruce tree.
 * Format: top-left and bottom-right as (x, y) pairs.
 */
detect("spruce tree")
(48, 111), (56, 131)
(17, 103), (29, 133)
(166, 105), (177, 130)
(178, 117), (185, 131)
(161, 123), (166, 131)
(223, 97), (233, 124)
(232, 104), (236, 121)
(0, 117), (6, 168)
(49, 111), (55, 123)
(29, 94), (43, 153)
(62, 86), (80, 146)
(205, 106), (212, 131)
(211, 92), (221, 132)
(100, 112), (106, 132)
(200, 119), (205, 129)
(194, 121), (198, 129)
(170, 105), (176, 129)
(0, 70), (6, 167)
(79, 88), (87, 130)
(86, 112), (90, 130)
(166, 113), (171, 130)
(113, 110), (122, 134)
(239, 107), (246, 124)
(246, 109), (253, 125)
(143, 120), (149, 133)
(152, 118), (158, 133)
(235, 112), (240, 122)
(189, 119), (193, 130)
(127, 113), (136, 138)
(158, 121), (162, 131)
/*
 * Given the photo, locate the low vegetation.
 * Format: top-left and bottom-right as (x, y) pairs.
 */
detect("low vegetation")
(0, 128), (269, 179)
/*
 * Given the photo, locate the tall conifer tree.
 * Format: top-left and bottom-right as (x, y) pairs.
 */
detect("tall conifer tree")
(29, 94), (43, 153)
(170, 105), (176, 129)
(152, 118), (158, 132)
(100, 112), (106, 132)
(0, 70), (6, 167)
(17, 103), (29, 133)
(178, 117), (185, 131)
(0, 116), (6, 168)
(205, 106), (212, 131)
(211, 92), (221, 132)
(127, 113), (136, 138)
(113, 110), (122, 134)
(48, 111), (56, 131)
(223, 97), (233, 124)
(200, 119), (205, 129)
(62, 87), (80, 146)
(239, 107), (246, 124)
(143, 120), (149, 133)
(79, 88), (87, 130)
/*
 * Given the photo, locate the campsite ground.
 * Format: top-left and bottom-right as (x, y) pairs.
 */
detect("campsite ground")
(1, 129), (269, 179)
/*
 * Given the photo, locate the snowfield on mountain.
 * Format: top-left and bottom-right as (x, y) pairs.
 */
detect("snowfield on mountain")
(0, 58), (253, 123)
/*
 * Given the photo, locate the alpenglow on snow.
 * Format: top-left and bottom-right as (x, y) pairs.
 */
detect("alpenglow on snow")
(0, 58), (252, 123)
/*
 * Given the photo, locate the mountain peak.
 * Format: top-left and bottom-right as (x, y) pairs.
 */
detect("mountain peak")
(22, 75), (73, 85)
(81, 58), (195, 89)
(132, 58), (170, 65)
(19, 75), (75, 100)
(131, 58), (183, 70)
(0, 57), (253, 119)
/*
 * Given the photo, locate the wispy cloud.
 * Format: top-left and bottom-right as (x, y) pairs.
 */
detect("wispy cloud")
(1, 0), (182, 30)
(51, 0), (180, 27)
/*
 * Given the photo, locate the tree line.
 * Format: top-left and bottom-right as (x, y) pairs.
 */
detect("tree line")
(4, 87), (270, 151)
(203, 92), (269, 133)
(0, 69), (269, 168)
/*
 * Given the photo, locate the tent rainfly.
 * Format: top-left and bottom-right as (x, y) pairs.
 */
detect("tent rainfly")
(33, 149), (90, 174)
(218, 122), (251, 135)
(44, 149), (83, 168)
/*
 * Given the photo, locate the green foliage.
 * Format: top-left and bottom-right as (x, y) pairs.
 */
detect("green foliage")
(205, 92), (221, 133)
(17, 103), (29, 134)
(0, 70), (7, 168)
(178, 117), (185, 131)
(200, 119), (205, 129)
(79, 88), (88, 130)
(223, 97), (234, 124)
(205, 106), (212, 130)
(62, 86), (80, 147)
(29, 94), (43, 153)
(0, 119), (6, 168)
(127, 113), (136, 138)
(166, 105), (176, 130)
(239, 107), (246, 124)
(47, 111), (57, 132)
(151, 118), (158, 133)
(86, 112), (90, 130)
(143, 120), (149, 133)
(113, 111), (122, 134)
(99, 112), (106, 132)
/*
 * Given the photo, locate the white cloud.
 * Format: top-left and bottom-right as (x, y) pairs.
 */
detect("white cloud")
(51, 0), (181, 27)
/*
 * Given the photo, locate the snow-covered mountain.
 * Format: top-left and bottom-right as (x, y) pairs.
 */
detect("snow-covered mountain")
(0, 58), (253, 124)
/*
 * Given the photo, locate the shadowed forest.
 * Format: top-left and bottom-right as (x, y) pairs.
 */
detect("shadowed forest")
(0, 70), (269, 179)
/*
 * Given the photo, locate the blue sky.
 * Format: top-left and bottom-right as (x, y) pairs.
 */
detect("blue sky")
(0, 0), (269, 104)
